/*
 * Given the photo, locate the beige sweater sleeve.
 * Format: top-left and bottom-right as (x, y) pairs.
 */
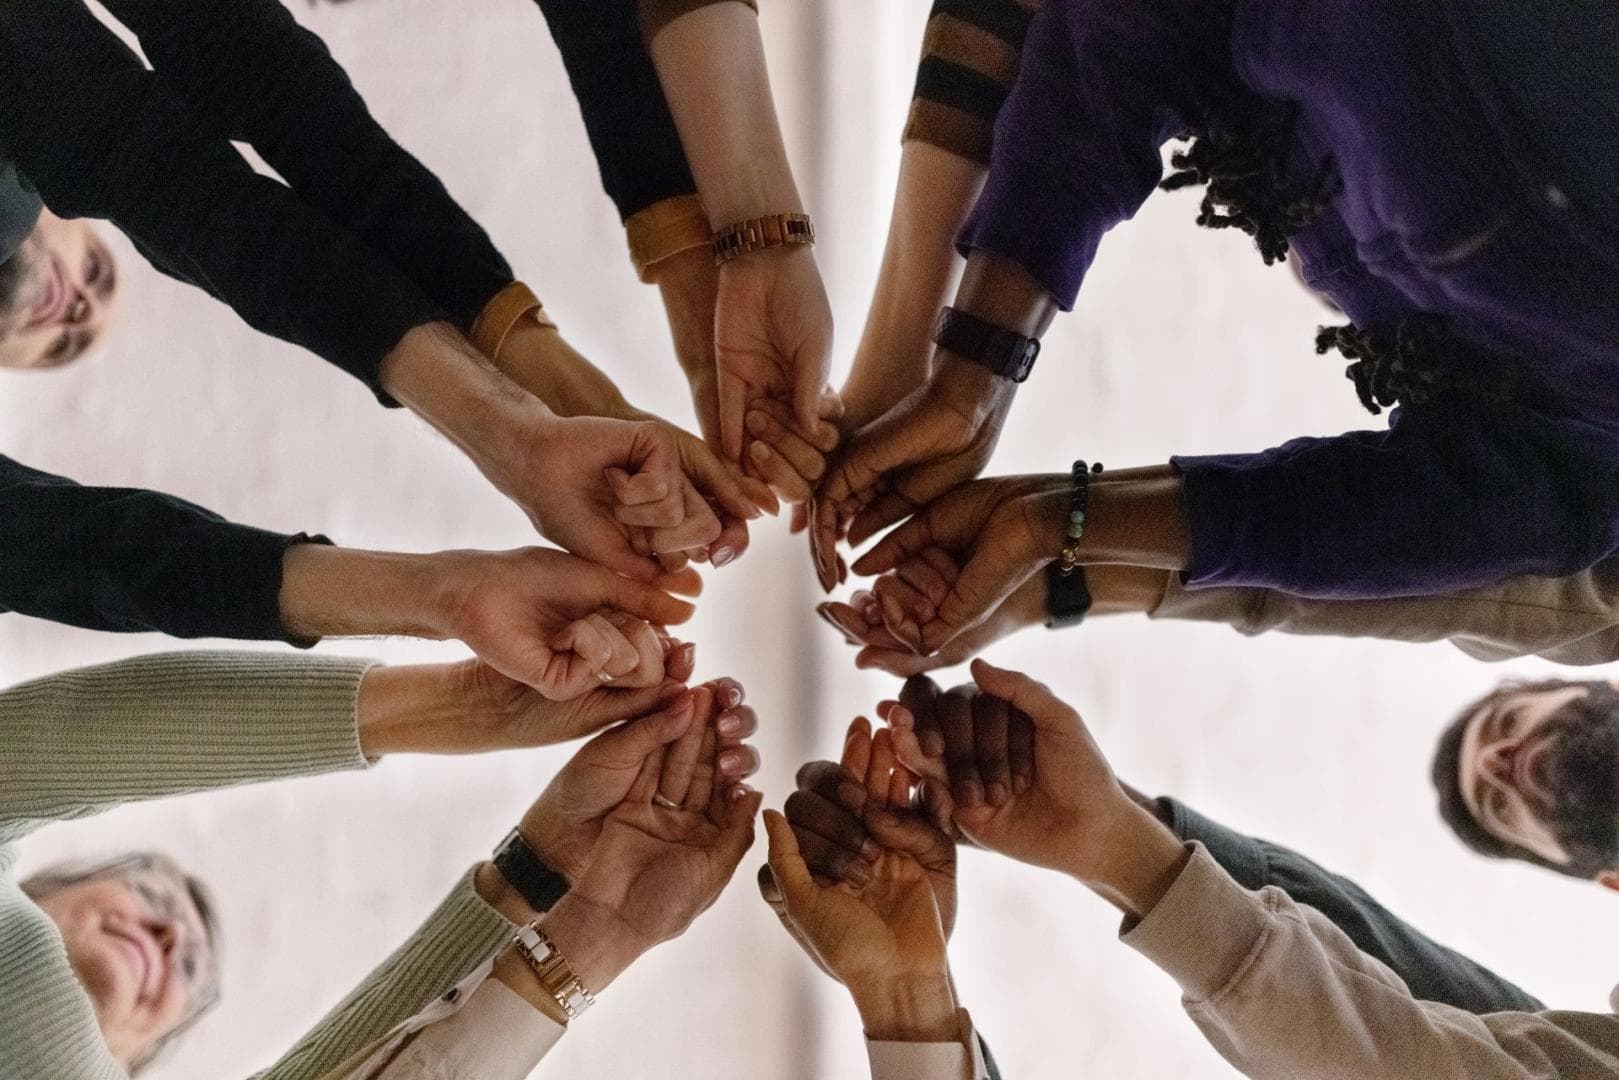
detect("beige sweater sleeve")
(1124, 845), (1619, 1079)
(1149, 558), (1619, 665)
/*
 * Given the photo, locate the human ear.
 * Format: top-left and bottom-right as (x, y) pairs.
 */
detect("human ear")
(1594, 870), (1619, 892)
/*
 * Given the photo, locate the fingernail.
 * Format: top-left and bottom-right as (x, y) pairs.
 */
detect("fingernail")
(745, 411), (766, 435)
(729, 784), (753, 802)
(962, 780), (985, 809)
(717, 713), (742, 737)
(837, 780), (866, 808)
(723, 683), (744, 708)
(749, 441), (771, 463)
(921, 732), (945, 757)
(719, 750), (744, 774)
(1014, 775), (1032, 795)
(711, 545), (735, 568)
(987, 782), (1009, 807)
(677, 642), (697, 667)
(881, 593), (904, 627)
(860, 839), (882, 862)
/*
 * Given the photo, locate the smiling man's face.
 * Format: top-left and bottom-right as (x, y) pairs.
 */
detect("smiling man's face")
(36, 859), (218, 1067)
(0, 209), (120, 370)
(1447, 681), (1619, 885)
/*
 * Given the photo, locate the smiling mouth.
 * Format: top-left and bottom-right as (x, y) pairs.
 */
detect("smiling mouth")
(22, 255), (66, 330)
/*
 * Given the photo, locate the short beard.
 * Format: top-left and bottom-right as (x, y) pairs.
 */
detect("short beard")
(1538, 688), (1619, 869)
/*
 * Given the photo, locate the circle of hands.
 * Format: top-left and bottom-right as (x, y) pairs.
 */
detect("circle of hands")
(448, 245), (1111, 1009)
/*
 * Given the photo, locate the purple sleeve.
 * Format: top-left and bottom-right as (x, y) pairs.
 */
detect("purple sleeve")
(956, 0), (1221, 308)
(1174, 400), (1619, 597)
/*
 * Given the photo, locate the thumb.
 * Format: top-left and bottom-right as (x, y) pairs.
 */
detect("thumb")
(594, 692), (697, 760)
(762, 808), (816, 907)
(969, 658), (1073, 732)
(598, 567), (697, 626)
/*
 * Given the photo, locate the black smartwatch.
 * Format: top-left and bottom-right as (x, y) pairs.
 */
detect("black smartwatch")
(492, 828), (570, 913)
(1045, 561), (1093, 629)
(933, 306), (1041, 383)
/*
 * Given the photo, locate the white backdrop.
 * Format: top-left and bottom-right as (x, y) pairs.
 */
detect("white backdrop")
(2, 2), (1615, 1078)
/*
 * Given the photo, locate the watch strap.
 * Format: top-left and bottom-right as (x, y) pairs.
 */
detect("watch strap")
(493, 828), (570, 913)
(712, 212), (815, 264)
(511, 922), (595, 1021)
(1045, 561), (1093, 629)
(933, 306), (1040, 383)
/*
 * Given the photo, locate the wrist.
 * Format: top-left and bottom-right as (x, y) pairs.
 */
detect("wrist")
(1063, 802), (1190, 920)
(493, 321), (633, 420)
(279, 545), (447, 641)
(538, 892), (644, 993)
(931, 352), (1018, 423)
(848, 972), (960, 1043)
(475, 860), (540, 925)
(356, 663), (492, 757)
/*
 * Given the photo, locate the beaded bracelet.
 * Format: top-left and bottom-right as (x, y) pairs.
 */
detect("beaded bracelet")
(1056, 460), (1104, 576)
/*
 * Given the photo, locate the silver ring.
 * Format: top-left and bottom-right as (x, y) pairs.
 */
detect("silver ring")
(652, 793), (680, 810)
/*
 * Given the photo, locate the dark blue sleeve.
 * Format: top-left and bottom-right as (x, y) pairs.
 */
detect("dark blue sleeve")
(1159, 797), (1545, 1014)
(101, 0), (513, 331)
(0, 0), (443, 397)
(531, 0), (698, 222)
(0, 454), (323, 642)
(1174, 398), (1619, 597)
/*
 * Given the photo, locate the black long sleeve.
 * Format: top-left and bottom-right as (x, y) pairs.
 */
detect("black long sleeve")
(531, 0), (699, 222)
(1159, 797), (1544, 1014)
(101, 0), (513, 331)
(0, 0), (443, 397)
(0, 454), (318, 641)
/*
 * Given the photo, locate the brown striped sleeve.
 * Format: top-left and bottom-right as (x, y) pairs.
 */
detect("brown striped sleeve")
(903, 0), (1044, 164)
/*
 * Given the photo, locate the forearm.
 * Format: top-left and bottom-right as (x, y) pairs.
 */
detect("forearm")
(377, 322), (555, 479)
(483, 319), (636, 421)
(104, 0), (513, 326)
(1025, 465), (1193, 571)
(0, 652), (370, 836)
(846, 144), (986, 427)
(850, 973), (961, 1043)
(644, 2), (802, 225)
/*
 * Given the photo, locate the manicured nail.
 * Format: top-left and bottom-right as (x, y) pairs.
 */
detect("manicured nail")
(719, 750), (745, 774)
(717, 713), (742, 737)
(711, 545), (736, 568)
(677, 642), (697, 667)
(729, 784), (753, 802)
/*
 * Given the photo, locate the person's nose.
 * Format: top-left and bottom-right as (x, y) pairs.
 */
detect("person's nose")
(1481, 741), (1518, 788)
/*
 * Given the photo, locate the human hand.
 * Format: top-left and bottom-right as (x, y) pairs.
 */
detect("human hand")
(547, 685), (764, 950)
(355, 638), (694, 758)
(896, 661), (1186, 916)
(653, 244), (726, 447)
(817, 551), (1046, 676)
(714, 246), (834, 467)
(762, 724), (959, 1041)
(743, 394), (844, 506)
(765, 714), (958, 942)
(516, 679), (760, 886)
(490, 315), (775, 566)
(846, 474), (1067, 655)
(810, 356), (1018, 591)
(434, 547), (700, 699)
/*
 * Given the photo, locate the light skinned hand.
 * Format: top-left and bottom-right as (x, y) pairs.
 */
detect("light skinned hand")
(816, 550), (1046, 676)
(848, 474), (1067, 655)
(436, 547), (698, 699)
(809, 357), (1016, 591)
(744, 393), (844, 505)
(714, 246), (834, 467)
(519, 679), (761, 886)
(761, 724), (951, 992)
(518, 411), (721, 579)
(561, 685), (765, 953)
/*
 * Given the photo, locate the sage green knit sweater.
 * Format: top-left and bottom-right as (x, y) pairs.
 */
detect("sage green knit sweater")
(0, 651), (517, 1080)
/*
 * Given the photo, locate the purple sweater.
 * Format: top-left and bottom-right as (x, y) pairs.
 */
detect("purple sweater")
(962, 0), (1619, 597)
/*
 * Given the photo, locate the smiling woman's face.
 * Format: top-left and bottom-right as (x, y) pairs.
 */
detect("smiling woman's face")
(0, 210), (120, 370)
(36, 862), (216, 1067)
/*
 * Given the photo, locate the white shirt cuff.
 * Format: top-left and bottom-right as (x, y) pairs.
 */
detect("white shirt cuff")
(865, 1009), (988, 1080)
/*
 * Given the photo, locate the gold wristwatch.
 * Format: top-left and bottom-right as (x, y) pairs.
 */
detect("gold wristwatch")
(712, 211), (815, 265)
(511, 922), (595, 1021)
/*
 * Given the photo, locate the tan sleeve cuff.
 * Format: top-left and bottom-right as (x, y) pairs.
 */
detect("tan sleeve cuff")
(865, 1010), (987, 1080)
(469, 282), (557, 363)
(642, 0), (758, 40)
(626, 194), (714, 282)
(1121, 843), (1275, 1003)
